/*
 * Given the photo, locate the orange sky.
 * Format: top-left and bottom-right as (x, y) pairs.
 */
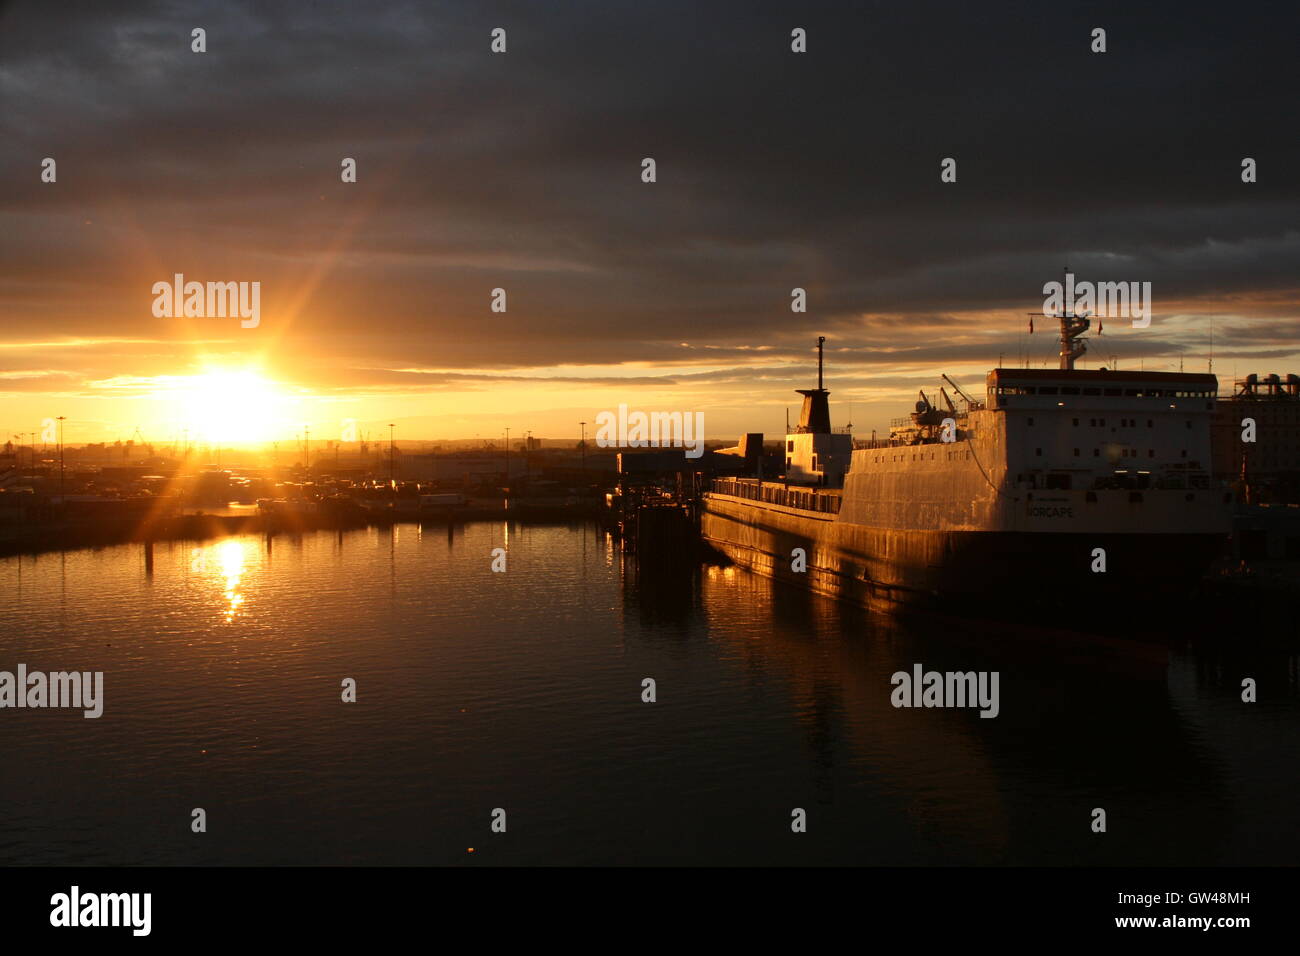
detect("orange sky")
(4, 292), (1296, 448)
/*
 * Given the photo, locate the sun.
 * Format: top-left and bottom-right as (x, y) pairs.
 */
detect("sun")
(177, 368), (282, 444)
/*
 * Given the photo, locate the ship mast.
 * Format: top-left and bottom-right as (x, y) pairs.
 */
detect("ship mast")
(1057, 310), (1090, 371)
(1054, 265), (1091, 370)
(1029, 267), (1092, 370)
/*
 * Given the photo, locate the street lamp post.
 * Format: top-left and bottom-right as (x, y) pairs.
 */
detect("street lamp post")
(525, 430), (532, 493)
(56, 416), (66, 500)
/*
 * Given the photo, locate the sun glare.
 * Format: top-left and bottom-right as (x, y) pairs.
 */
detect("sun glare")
(177, 369), (282, 444)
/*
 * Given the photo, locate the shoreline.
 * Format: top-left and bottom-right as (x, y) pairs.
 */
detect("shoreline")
(0, 502), (606, 559)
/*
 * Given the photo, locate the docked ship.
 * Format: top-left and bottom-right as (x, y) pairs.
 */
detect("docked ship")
(702, 317), (1233, 617)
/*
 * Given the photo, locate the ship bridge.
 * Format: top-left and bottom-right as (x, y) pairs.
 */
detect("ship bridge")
(987, 368), (1218, 410)
(984, 368), (1220, 494)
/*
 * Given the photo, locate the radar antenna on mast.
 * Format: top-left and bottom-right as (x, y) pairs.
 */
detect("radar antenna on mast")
(1026, 265), (1091, 370)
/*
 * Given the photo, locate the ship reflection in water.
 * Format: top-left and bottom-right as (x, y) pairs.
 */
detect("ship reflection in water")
(0, 523), (1296, 865)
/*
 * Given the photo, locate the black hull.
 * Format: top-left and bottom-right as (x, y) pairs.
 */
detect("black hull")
(701, 498), (1229, 626)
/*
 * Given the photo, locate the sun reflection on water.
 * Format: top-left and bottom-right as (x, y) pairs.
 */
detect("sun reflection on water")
(217, 539), (247, 622)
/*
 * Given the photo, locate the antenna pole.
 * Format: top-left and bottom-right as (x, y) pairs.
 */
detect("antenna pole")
(817, 335), (825, 390)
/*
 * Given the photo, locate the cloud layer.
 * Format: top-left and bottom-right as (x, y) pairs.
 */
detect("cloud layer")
(1, 0), (1297, 439)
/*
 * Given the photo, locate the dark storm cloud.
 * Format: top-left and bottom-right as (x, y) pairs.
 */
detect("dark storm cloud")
(1, 0), (1296, 383)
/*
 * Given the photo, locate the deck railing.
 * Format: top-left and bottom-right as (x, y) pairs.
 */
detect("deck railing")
(709, 477), (841, 515)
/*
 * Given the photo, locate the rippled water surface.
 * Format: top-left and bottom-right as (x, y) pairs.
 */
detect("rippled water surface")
(1, 522), (1296, 865)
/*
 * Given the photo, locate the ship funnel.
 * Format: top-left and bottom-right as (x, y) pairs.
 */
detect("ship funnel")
(795, 335), (831, 434)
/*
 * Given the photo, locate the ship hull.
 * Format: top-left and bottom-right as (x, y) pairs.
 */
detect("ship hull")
(702, 492), (1228, 619)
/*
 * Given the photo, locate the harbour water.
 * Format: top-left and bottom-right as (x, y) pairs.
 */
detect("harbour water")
(1, 522), (1296, 866)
